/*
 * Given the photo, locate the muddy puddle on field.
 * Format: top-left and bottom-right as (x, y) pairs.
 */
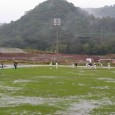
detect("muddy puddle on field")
(0, 94), (114, 115)
(55, 98), (114, 115)
(0, 76), (114, 114)
(98, 78), (115, 83)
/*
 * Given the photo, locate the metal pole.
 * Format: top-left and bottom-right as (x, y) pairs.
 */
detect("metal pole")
(101, 26), (103, 45)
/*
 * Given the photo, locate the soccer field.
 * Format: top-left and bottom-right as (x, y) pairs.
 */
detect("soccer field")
(0, 66), (115, 114)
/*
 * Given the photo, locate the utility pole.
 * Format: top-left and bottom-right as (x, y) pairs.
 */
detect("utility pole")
(101, 26), (103, 45)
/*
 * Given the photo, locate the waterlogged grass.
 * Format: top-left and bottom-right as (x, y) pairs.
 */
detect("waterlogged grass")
(0, 104), (60, 115)
(0, 66), (115, 114)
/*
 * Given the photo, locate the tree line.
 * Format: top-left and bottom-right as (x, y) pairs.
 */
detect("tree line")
(0, 0), (115, 55)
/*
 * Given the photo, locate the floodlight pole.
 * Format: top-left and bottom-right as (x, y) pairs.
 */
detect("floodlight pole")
(54, 18), (61, 63)
(56, 25), (59, 56)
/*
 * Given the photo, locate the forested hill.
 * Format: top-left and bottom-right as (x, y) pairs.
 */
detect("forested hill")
(0, 0), (115, 55)
(0, 23), (4, 27)
(84, 5), (115, 18)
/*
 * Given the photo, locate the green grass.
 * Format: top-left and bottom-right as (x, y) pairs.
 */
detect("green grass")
(0, 66), (115, 114)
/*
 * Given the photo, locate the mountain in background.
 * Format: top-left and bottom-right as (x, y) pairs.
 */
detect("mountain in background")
(84, 5), (115, 18)
(0, 23), (4, 27)
(0, 0), (115, 55)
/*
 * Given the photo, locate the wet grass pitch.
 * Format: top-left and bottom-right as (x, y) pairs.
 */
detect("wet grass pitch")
(0, 66), (115, 114)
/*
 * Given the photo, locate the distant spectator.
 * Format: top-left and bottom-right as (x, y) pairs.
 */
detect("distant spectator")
(93, 63), (96, 69)
(100, 63), (103, 67)
(56, 62), (58, 69)
(74, 63), (77, 67)
(72, 63), (75, 68)
(108, 63), (110, 69)
(49, 62), (52, 69)
(88, 63), (93, 66)
(1, 63), (4, 68)
(14, 62), (18, 69)
(99, 61), (103, 67)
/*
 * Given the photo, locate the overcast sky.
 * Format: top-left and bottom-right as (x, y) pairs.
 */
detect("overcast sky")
(0, 0), (115, 23)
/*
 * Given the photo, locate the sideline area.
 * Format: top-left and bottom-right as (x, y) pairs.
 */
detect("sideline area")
(1, 64), (115, 69)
